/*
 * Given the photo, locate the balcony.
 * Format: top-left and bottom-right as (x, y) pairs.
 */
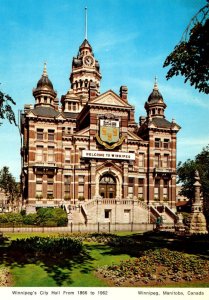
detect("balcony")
(31, 162), (58, 174)
(154, 167), (172, 174)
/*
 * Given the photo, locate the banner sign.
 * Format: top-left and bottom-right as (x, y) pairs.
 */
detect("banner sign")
(82, 150), (135, 160)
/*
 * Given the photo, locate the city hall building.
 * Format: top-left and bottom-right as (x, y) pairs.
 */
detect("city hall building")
(21, 37), (180, 225)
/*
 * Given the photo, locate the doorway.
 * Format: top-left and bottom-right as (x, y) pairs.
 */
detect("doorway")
(99, 174), (116, 198)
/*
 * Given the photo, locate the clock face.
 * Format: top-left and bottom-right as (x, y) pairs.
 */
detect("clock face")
(83, 55), (94, 66)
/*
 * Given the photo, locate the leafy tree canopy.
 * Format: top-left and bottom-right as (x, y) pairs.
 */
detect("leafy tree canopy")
(0, 87), (17, 126)
(0, 166), (20, 203)
(177, 144), (209, 220)
(163, 2), (209, 94)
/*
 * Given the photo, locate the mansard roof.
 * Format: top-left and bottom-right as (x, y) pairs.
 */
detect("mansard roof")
(31, 106), (59, 118)
(63, 112), (79, 119)
(152, 117), (172, 128)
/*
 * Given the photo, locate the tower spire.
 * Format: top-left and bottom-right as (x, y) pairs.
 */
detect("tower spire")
(85, 7), (88, 40)
(43, 62), (48, 77)
(154, 75), (158, 89)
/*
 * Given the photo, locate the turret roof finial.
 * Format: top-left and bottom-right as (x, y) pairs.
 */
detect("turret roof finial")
(154, 75), (158, 90)
(85, 7), (88, 40)
(43, 62), (48, 77)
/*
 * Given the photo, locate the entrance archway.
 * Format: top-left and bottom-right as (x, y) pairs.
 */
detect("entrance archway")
(99, 174), (116, 198)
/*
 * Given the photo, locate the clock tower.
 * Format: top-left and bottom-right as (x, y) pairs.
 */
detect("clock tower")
(69, 38), (102, 102)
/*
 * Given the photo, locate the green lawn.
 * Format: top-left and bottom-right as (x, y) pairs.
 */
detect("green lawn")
(1, 231), (209, 287)
(10, 243), (130, 287)
(3, 233), (132, 287)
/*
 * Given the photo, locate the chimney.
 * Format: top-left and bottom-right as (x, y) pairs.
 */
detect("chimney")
(54, 98), (59, 111)
(120, 86), (128, 102)
(89, 82), (97, 101)
(139, 116), (146, 126)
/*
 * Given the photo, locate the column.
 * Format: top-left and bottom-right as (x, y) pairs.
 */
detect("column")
(90, 159), (96, 198)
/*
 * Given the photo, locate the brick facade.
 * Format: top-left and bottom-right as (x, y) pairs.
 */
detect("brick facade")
(21, 39), (180, 223)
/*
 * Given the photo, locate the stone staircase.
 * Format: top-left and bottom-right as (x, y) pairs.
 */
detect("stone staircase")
(66, 199), (177, 227)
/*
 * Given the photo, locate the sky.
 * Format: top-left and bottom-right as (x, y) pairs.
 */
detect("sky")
(0, 0), (208, 180)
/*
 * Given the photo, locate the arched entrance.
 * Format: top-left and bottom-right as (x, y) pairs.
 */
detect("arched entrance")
(99, 174), (116, 198)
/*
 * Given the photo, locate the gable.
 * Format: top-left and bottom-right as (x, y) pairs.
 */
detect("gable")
(55, 113), (65, 121)
(74, 126), (90, 137)
(90, 90), (132, 108)
(127, 130), (143, 141)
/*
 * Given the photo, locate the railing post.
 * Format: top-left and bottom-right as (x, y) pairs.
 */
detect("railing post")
(98, 222), (100, 233)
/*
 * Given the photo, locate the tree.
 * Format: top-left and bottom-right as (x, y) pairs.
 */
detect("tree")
(0, 166), (20, 209)
(177, 159), (197, 202)
(0, 86), (17, 126)
(163, 2), (209, 94)
(177, 144), (209, 221)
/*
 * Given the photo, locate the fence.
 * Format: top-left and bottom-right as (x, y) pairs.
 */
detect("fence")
(0, 222), (155, 233)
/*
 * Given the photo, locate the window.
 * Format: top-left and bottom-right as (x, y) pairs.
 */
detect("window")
(124, 209), (131, 223)
(48, 129), (55, 141)
(164, 139), (169, 149)
(154, 154), (160, 168)
(163, 154), (169, 168)
(65, 148), (71, 162)
(37, 129), (44, 140)
(36, 146), (43, 162)
(104, 209), (111, 219)
(138, 179), (144, 199)
(47, 175), (54, 198)
(73, 103), (77, 111)
(128, 177), (134, 198)
(48, 146), (55, 162)
(128, 177), (134, 185)
(78, 176), (85, 198)
(36, 175), (43, 198)
(64, 175), (71, 199)
(128, 187), (134, 198)
(138, 153), (144, 167)
(154, 179), (160, 200)
(78, 185), (84, 198)
(79, 148), (85, 162)
(155, 138), (161, 148)
(78, 176), (85, 183)
(163, 180), (169, 200)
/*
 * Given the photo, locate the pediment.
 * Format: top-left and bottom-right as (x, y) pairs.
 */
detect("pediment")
(171, 124), (181, 131)
(148, 121), (157, 129)
(55, 113), (65, 120)
(127, 130), (143, 141)
(26, 111), (37, 118)
(90, 90), (132, 108)
(74, 126), (90, 137)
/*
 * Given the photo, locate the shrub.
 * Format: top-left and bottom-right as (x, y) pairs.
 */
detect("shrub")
(36, 207), (68, 227)
(23, 213), (38, 225)
(0, 214), (8, 224)
(9, 236), (83, 257)
(0, 213), (23, 225)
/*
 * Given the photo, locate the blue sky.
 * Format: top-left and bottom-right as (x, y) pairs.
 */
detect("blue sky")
(0, 0), (208, 180)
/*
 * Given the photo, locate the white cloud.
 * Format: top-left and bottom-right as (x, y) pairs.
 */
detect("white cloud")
(160, 83), (209, 110)
(95, 31), (139, 52)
